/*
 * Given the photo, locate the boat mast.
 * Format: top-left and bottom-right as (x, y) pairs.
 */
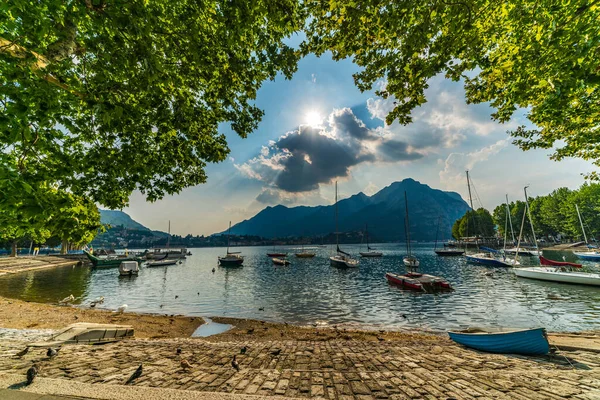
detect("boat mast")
(506, 194), (516, 244)
(514, 198), (528, 266)
(227, 221), (231, 254)
(503, 202), (509, 255)
(365, 223), (369, 250)
(465, 170), (476, 249)
(524, 186), (539, 252)
(404, 191), (412, 256)
(576, 204), (588, 244)
(434, 215), (441, 251)
(335, 181), (339, 253)
(166, 220), (171, 249)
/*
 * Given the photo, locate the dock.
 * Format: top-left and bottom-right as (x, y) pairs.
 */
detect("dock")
(0, 256), (80, 276)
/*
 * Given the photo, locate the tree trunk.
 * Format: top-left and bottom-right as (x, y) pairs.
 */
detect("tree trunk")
(61, 240), (68, 255)
(10, 241), (17, 257)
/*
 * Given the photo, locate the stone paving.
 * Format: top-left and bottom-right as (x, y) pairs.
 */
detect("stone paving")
(1, 336), (600, 399)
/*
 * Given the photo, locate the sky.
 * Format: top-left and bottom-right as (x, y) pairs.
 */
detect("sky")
(123, 52), (595, 236)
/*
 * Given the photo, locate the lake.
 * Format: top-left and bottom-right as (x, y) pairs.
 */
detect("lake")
(1, 244), (599, 332)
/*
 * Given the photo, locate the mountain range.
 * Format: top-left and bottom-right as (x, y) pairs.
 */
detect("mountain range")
(223, 179), (470, 241)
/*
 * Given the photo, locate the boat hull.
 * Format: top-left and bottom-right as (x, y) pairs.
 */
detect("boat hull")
(448, 328), (549, 355)
(330, 256), (359, 268)
(385, 272), (452, 291)
(435, 249), (465, 256)
(272, 258), (290, 266)
(574, 251), (600, 261)
(466, 254), (515, 267)
(218, 257), (244, 267)
(295, 253), (316, 258)
(539, 256), (581, 268)
(360, 252), (383, 257)
(514, 267), (600, 286)
(84, 251), (142, 268)
(147, 260), (179, 267)
(267, 253), (287, 257)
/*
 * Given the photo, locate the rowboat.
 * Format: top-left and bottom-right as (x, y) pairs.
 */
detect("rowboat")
(385, 272), (452, 292)
(84, 250), (142, 268)
(146, 259), (179, 267)
(272, 257), (290, 266)
(448, 327), (549, 355)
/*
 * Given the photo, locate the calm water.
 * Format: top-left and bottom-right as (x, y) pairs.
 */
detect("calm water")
(1, 244), (599, 332)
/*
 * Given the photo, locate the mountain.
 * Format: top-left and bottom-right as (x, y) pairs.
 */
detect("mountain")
(100, 210), (150, 231)
(221, 179), (470, 241)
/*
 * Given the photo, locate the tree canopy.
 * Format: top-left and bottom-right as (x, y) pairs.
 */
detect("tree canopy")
(452, 208), (495, 239)
(304, 0), (600, 173)
(1, 0), (302, 209)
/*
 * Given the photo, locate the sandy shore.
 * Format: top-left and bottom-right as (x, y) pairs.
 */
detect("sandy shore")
(0, 296), (203, 339)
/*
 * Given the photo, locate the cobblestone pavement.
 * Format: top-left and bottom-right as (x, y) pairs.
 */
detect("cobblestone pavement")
(1, 336), (600, 399)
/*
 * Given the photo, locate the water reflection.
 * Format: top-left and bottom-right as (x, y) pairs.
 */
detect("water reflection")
(0, 244), (599, 332)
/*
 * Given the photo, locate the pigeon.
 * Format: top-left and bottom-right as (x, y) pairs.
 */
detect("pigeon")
(14, 347), (29, 358)
(59, 294), (75, 305)
(176, 348), (182, 355)
(160, 304), (164, 308)
(126, 364), (143, 385)
(231, 355), (240, 372)
(46, 347), (59, 359)
(212, 268), (215, 273)
(270, 349), (282, 356)
(117, 304), (128, 314)
(90, 296), (105, 307)
(197, 292), (200, 296)
(240, 346), (247, 354)
(180, 359), (193, 371)
(175, 295), (179, 299)
(26, 364), (39, 385)
(258, 307), (264, 311)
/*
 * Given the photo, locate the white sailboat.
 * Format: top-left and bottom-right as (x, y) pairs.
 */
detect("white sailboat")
(402, 191), (420, 269)
(360, 224), (383, 257)
(503, 195), (541, 256)
(330, 182), (359, 268)
(513, 187), (600, 285)
(573, 204), (600, 261)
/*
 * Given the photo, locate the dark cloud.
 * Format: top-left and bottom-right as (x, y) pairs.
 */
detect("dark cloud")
(236, 108), (425, 193)
(256, 189), (292, 205)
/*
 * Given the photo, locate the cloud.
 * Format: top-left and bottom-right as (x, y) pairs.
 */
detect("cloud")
(255, 189), (295, 205)
(236, 108), (425, 193)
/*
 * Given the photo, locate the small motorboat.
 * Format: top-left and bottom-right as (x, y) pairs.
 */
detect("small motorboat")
(119, 261), (139, 276)
(272, 257), (290, 266)
(267, 253), (287, 257)
(434, 248), (465, 256)
(448, 327), (549, 355)
(386, 272), (452, 292)
(147, 259), (179, 267)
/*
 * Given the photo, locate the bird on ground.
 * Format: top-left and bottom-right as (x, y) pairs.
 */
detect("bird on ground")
(89, 296), (105, 307)
(126, 364), (143, 385)
(175, 295), (179, 299)
(59, 294), (75, 305)
(14, 347), (29, 358)
(26, 364), (39, 385)
(197, 292), (200, 296)
(231, 355), (240, 372)
(117, 304), (128, 314)
(176, 348), (182, 355)
(377, 336), (385, 342)
(46, 348), (59, 359)
(246, 328), (254, 334)
(258, 307), (264, 311)
(212, 268), (215, 273)
(240, 346), (247, 354)
(160, 304), (164, 308)
(270, 349), (282, 356)
(180, 359), (193, 371)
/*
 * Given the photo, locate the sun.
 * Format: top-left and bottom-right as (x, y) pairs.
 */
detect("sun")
(304, 110), (323, 128)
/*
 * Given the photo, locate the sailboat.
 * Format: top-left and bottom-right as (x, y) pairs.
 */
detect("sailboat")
(360, 224), (383, 257)
(434, 216), (464, 256)
(573, 204), (600, 261)
(402, 191), (419, 268)
(218, 221), (244, 266)
(513, 187), (600, 285)
(385, 191), (452, 291)
(329, 182), (359, 268)
(147, 220), (188, 259)
(295, 242), (315, 258)
(503, 195), (541, 256)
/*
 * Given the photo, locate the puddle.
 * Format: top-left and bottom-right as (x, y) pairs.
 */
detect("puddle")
(191, 317), (232, 337)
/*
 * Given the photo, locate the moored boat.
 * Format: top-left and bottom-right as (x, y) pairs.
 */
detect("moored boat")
(84, 250), (142, 268)
(267, 252), (287, 257)
(219, 221), (244, 267)
(448, 327), (549, 355)
(504, 247), (542, 256)
(330, 182), (359, 268)
(295, 243), (316, 258)
(359, 224), (383, 257)
(146, 259), (180, 267)
(573, 204), (600, 261)
(514, 266), (600, 286)
(119, 261), (139, 276)
(466, 252), (519, 267)
(435, 248), (465, 256)
(385, 272), (452, 292)
(539, 255), (581, 268)
(272, 257), (290, 266)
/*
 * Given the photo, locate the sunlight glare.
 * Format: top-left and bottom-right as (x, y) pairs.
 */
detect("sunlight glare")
(304, 110), (323, 128)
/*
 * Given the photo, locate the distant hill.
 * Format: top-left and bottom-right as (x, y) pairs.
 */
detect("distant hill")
(100, 210), (150, 231)
(220, 179), (470, 241)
